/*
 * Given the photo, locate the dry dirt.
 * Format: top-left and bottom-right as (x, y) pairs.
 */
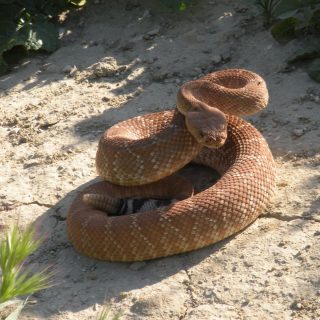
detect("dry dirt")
(0, 0), (320, 319)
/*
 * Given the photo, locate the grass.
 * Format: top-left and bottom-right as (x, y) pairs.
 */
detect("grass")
(255, 0), (282, 26)
(95, 304), (122, 320)
(0, 224), (53, 319)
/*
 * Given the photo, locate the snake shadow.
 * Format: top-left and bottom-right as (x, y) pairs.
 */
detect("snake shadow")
(26, 177), (241, 318)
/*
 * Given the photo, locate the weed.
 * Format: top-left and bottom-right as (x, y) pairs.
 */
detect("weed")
(255, 0), (282, 26)
(252, 0), (320, 82)
(0, 0), (86, 75)
(0, 224), (53, 319)
(95, 304), (122, 320)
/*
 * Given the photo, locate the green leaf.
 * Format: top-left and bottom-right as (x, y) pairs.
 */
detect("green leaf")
(26, 20), (59, 52)
(0, 4), (23, 21)
(308, 58), (320, 82)
(271, 17), (301, 42)
(179, 2), (187, 11)
(0, 224), (53, 303)
(160, 0), (192, 10)
(288, 42), (320, 63)
(0, 21), (17, 52)
(274, 0), (320, 17)
(0, 20), (28, 75)
(310, 8), (320, 30)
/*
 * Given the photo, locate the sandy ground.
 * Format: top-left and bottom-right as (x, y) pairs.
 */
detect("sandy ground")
(0, 0), (320, 319)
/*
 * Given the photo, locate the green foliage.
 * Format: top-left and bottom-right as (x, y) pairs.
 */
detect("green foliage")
(308, 58), (320, 81)
(253, 0), (320, 82)
(0, 224), (53, 319)
(0, 0), (86, 75)
(254, 0), (281, 26)
(160, 0), (193, 11)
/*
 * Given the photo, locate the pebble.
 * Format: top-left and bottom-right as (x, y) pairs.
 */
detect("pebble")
(222, 54), (232, 63)
(151, 70), (168, 82)
(291, 301), (303, 310)
(292, 128), (305, 137)
(129, 261), (146, 271)
(87, 271), (98, 280)
(147, 27), (160, 37)
(120, 42), (134, 51)
(212, 54), (222, 64)
(143, 27), (160, 40)
(62, 65), (73, 73)
(62, 65), (77, 76)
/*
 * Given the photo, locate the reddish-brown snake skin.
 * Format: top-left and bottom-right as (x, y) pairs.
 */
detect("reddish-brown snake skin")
(67, 69), (276, 261)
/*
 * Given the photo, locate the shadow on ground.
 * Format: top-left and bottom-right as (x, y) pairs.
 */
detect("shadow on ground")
(23, 175), (236, 317)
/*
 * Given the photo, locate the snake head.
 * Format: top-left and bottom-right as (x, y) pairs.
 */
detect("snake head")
(185, 105), (227, 148)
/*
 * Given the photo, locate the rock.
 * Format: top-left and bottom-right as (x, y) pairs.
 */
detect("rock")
(291, 301), (303, 310)
(292, 128), (305, 137)
(151, 69), (168, 82)
(129, 261), (146, 271)
(62, 65), (74, 73)
(202, 47), (212, 54)
(222, 53), (232, 63)
(62, 65), (77, 76)
(120, 41), (135, 51)
(88, 40), (99, 47)
(147, 27), (160, 37)
(87, 271), (98, 280)
(212, 54), (222, 64)
(87, 57), (126, 78)
(143, 27), (160, 40)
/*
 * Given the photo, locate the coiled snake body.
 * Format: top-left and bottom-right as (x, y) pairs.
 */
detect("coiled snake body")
(67, 69), (275, 261)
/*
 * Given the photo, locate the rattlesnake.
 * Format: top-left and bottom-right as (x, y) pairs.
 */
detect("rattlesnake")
(67, 69), (276, 261)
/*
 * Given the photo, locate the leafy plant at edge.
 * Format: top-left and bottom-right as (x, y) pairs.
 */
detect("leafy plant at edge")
(253, 0), (320, 82)
(254, 0), (282, 26)
(0, 0), (86, 75)
(160, 0), (193, 11)
(0, 224), (53, 319)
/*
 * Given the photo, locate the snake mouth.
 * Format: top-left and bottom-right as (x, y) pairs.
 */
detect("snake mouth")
(195, 129), (227, 148)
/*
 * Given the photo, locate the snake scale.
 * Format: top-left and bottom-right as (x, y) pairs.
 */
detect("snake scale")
(67, 69), (276, 262)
